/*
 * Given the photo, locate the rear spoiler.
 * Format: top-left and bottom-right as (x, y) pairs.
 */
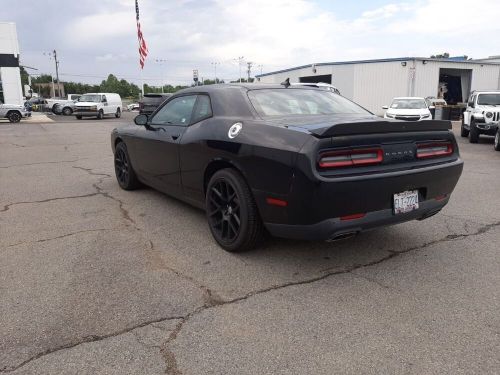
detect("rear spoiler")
(309, 120), (452, 137)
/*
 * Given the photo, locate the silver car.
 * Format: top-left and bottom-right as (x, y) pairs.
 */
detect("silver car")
(0, 101), (31, 123)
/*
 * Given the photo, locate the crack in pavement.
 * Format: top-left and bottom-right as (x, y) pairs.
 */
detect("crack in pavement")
(72, 165), (112, 178)
(0, 142), (26, 148)
(92, 182), (138, 229)
(5, 228), (119, 248)
(0, 193), (100, 213)
(2, 219), (499, 374)
(160, 218), (500, 374)
(0, 316), (185, 373)
(0, 159), (82, 169)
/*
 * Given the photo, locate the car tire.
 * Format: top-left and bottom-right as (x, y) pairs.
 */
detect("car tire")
(51, 105), (58, 114)
(76, 115), (82, 120)
(115, 108), (121, 118)
(206, 169), (264, 252)
(469, 119), (479, 143)
(460, 118), (469, 137)
(62, 107), (73, 116)
(494, 130), (500, 151)
(7, 111), (21, 123)
(114, 142), (140, 190)
(97, 109), (104, 120)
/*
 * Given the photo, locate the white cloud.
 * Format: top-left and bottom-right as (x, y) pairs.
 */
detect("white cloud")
(11, 0), (500, 85)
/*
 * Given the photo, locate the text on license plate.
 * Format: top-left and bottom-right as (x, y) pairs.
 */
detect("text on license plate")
(393, 190), (419, 214)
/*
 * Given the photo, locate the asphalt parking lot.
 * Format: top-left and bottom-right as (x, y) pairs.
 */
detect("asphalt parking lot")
(1, 113), (499, 374)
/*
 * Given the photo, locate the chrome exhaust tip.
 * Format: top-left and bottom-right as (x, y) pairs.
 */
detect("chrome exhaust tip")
(326, 231), (359, 242)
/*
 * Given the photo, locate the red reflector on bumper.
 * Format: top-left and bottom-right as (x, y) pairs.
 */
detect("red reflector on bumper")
(340, 213), (366, 221)
(266, 197), (288, 207)
(435, 194), (447, 201)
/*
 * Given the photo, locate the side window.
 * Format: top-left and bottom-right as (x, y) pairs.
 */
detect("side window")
(191, 95), (213, 123)
(150, 95), (197, 126)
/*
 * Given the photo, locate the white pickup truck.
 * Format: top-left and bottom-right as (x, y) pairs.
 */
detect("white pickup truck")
(46, 94), (82, 114)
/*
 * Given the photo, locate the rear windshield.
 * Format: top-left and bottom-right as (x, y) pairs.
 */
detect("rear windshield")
(477, 94), (500, 106)
(248, 89), (369, 117)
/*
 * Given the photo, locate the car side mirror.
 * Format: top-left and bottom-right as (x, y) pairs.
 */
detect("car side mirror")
(429, 105), (435, 110)
(382, 105), (389, 110)
(134, 114), (148, 126)
(102, 99), (107, 103)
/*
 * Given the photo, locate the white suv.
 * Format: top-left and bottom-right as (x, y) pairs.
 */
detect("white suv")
(462, 91), (500, 143)
(0, 101), (31, 123)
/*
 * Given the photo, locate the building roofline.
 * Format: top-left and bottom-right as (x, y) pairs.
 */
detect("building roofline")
(256, 57), (500, 78)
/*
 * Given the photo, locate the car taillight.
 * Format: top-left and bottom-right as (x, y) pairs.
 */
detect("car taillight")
(416, 142), (453, 159)
(318, 148), (383, 168)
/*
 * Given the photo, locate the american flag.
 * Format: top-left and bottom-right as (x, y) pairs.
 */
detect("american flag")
(135, 0), (148, 69)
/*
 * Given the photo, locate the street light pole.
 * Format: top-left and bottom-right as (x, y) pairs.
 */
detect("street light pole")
(211, 62), (220, 84)
(155, 58), (167, 93)
(234, 56), (244, 83)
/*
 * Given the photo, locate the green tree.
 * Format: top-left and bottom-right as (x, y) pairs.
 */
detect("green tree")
(430, 52), (450, 59)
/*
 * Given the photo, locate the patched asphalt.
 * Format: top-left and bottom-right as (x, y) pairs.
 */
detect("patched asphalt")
(1, 113), (499, 374)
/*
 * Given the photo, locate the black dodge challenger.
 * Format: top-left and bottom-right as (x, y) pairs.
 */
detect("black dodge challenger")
(111, 84), (463, 252)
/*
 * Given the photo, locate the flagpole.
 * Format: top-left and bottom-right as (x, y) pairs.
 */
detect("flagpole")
(141, 68), (144, 98)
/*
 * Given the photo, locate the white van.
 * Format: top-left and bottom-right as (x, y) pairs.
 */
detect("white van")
(74, 93), (122, 120)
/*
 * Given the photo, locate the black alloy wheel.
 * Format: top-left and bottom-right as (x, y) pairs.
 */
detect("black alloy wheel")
(76, 115), (82, 120)
(7, 111), (21, 123)
(114, 142), (139, 190)
(206, 169), (264, 252)
(115, 108), (121, 118)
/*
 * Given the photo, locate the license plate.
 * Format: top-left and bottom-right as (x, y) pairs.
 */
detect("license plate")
(393, 190), (419, 214)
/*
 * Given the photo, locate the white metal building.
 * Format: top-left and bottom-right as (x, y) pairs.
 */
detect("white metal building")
(256, 57), (500, 115)
(0, 22), (23, 105)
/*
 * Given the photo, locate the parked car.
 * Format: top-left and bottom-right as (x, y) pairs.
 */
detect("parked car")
(290, 82), (341, 95)
(1, 100), (32, 123)
(139, 93), (172, 115)
(495, 128), (500, 151)
(46, 94), (81, 113)
(383, 97), (434, 121)
(74, 93), (122, 120)
(127, 103), (140, 111)
(52, 100), (77, 116)
(111, 84), (463, 252)
(24, 97), (48, 112)
(461, 91), (500, 143)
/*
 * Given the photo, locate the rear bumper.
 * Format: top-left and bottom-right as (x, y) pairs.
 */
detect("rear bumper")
(255, 158), (463, 240)
(265, 197), (447, 240)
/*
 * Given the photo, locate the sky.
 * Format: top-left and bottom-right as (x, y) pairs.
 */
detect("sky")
(2, 0), (500, 86)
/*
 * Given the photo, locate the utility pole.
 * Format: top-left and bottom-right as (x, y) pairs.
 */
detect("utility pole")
(53, 50), (61, 97)
(211, 62), (220, 84)
(247, 61), (253, 82)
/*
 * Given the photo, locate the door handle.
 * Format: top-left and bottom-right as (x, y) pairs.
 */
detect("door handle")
(171, 134), (180, 140)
